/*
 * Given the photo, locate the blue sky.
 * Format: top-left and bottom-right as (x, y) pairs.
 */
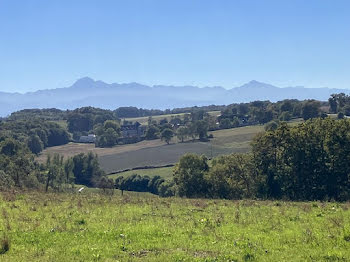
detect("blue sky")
(0, 0), (349, 93)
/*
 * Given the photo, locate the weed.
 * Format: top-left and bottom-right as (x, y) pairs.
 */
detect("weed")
(343, 235), (350, 242)
(77, 218), (86, 225)
(0, 235), (10, 254)
(2, 208), (11, 231)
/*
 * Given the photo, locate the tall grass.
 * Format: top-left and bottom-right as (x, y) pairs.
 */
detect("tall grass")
(0, 191), (349, 261)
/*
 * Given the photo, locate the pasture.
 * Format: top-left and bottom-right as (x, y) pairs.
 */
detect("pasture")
(1, 191), (349, 261)
(38, 125), (264, 174)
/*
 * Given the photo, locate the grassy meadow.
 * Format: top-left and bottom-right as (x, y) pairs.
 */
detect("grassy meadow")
(1, 191), (350, 261)
(38, 125), (265, 174)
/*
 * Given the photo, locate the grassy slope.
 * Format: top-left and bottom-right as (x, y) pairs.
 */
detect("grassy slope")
(38, 119), (304, 174)
(1, 191), (349, 261)
(99, 125), (264, 173)
(37, 124), (264, 174)
(107, 125), (264, 180)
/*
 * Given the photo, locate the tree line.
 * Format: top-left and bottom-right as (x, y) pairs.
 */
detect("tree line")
(0, 119), (69, 154)
(173, 118), (350, 201)
(0, 134), (110, 192)
(1, 94), (341, 152)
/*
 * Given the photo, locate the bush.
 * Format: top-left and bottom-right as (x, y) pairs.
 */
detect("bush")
(115, 174), (174, 197)
(264, 120), (279, 131)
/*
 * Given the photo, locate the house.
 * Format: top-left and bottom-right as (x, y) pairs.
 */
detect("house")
(119, 122), (146, 143)
(79, 134), (96, 143)
(121, 122), (146, 137)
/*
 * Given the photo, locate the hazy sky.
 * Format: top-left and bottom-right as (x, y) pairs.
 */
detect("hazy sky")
(1, 0), (350, 93)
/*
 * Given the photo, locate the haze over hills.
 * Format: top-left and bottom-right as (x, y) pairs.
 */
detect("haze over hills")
(0, 77), (349, 117)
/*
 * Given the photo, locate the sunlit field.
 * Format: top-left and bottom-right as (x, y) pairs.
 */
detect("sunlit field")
(1, 191), (350, 261)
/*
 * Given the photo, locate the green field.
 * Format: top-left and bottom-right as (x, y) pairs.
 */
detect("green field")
(1, 191), (350, 261)
(99, 125), (264, 173)
(39, 120), (304, 174)
(39, 124), (265, 174)
(108, 166), (174, 180)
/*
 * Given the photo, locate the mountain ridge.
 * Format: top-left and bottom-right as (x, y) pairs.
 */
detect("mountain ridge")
(0, 78), (349, 117)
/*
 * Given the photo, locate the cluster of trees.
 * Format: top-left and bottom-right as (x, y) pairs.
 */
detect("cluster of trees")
(329, 93), (350, 117)
(0, 135), (110, 192)
(253, 118), (350, 200)
(114, 107), (164, 118)
(94, 120), (121, 147)
(173, 118), (350, 201)
(7, 105), (225, 123)
(0, 137), (42, 189)
(114, 105), (225, 118)
(0, 119), (70, 154)
(145, 113), (210, 144)
(218, 99), (326, 129)
(70, 152), (108, 187)
(67, 107), (118, 140)
(115, 174), (174, 197)
(44, 151), (111, 191)
(8, 108), (67, 121)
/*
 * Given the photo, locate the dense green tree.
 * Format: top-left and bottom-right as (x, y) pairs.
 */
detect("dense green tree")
(27, 135), (44, 154)
(207, 154), (256, 199)
(161, 128), (174, 144)
(279, 111), (292, 121)
(97, 176), (115, 193)
(176, 126), (189, 142)
(72, 152), (105, 187)
(280, 100), (294, 113)
(103, 120), (120, 132)
(145, 125), (160, 140)
(252, 119), (350, 200)
(47, 127), (70, 147)
(219, 118), (232, 129)
(0, 170), (14, 189)
(95, 120), (121, 147)
(67, 113), (94, 132)
(195, 120), (209, 141)
(301, 100), (321, 120)
(329, 94), (338, 113)
(45, 154), (66, 192)
(173, 153), (209, 197)
(0, 138), (39, 188)
(187, 122), (197, 141)
(343, 105), (350, 116)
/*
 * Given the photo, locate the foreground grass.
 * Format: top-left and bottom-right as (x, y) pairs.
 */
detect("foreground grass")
(1, 191), (350, 261)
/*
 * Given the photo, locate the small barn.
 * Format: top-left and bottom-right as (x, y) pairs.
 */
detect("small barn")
(79, 134), (96, 143)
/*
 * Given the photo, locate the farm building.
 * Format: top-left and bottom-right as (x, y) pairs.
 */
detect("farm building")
(79, 134), (96, 143)
(119, 122), (146, 143)
(121, 122), (146, 137)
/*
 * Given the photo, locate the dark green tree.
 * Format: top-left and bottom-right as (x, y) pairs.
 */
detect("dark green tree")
(173, 153), (209, 197)
(161, 128), (174, 144)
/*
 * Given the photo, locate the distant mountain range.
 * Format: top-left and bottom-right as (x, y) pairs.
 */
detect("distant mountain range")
(0, 77), (349, 117)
